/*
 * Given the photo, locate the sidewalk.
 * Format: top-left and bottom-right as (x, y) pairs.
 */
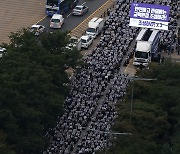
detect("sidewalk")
(0, 0), (45, 44)
(161, 51), (180, 63)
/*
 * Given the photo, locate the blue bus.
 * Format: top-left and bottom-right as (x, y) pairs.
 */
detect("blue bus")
(46, 0), (78, 16)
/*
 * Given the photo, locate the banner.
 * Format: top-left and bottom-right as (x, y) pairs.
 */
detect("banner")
(129, 3), (170, 30)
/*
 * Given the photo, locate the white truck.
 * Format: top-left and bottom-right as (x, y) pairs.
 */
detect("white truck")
(86, 17), (104, 38)
(66, 36), (81, 51)
(133, 28), (160, 67)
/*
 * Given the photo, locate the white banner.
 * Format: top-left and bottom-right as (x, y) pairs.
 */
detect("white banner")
(130, 18), (168, 30)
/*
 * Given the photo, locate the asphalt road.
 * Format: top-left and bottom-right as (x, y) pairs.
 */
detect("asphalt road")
(39, 0), (108, 33)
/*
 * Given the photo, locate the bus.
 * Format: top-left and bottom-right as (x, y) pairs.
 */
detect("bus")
(46, 0), (78, 16)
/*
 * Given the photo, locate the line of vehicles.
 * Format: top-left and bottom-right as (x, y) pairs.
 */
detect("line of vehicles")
(29, 16), (105, 51)
(48, 3), (89, 29)
(44, 1), (162, 66)
(0, 17), (105, 58)
(44, 0), (163, 66)
(67, 17), (105, 50)
(26, 21), (162, 67)
(29, 0), (90, 36)
(45, 0), (106, 51)
(30, 0), (107, 52)
(0, 1), (105, 58)
(48, 4), (89, 29)
(1, 0), (164, 68)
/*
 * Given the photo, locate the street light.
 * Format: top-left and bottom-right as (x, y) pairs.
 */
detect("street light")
(87, 128), (132, 154)
(127, 76), (157, 124)
(87, 128), (132, 135)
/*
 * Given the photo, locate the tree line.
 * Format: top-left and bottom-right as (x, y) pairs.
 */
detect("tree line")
(98, 61), (180, 154)
(0, 29), (82, 154)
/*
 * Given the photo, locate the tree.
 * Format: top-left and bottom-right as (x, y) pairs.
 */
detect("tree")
(107, 60), (180, 154)
(0, 29), (82, 153)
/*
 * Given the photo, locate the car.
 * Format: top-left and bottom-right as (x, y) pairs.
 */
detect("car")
(80, 35), (93, 49)
(50, 14), (64, 29)
(72, 5), (89, 16)
(30, 25), (45, 36)
(0, 47), (6, 58)
(66, 36), (81, 51)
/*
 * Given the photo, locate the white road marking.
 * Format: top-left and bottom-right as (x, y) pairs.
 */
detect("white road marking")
(67, 12), (72, 17)
(82, 2), (86, 5)
(35, 15), (47, 25)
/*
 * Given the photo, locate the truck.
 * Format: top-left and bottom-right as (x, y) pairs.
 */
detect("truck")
(86, 17), (104, 38)
(66, 36), (81, 51)
(133, 28), (160, 67)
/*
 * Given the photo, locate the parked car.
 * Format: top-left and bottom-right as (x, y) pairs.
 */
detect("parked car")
(80, 35), (93, 49)
(50, 14), (64, 29)
(66, 36), (81, 51)
(0, 47), (6, 58)
(72, 5), (89, 16)
(30, 25), (45, 36)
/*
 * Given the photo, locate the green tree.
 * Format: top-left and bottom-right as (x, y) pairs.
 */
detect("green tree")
(107, 60), (180, 154)
(0, 29), (82, 153)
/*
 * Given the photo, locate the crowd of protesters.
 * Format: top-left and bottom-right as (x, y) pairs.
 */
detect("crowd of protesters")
(44, 0), (178, 153)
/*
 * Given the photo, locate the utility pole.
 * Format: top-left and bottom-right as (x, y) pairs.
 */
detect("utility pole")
(121, 76), (157, 123)
(128, 76), (157, 124)
(87, 128), (132, 154)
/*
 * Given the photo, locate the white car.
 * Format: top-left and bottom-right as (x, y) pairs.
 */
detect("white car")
(50, 14), (64, 29)
(72, 5), (89, 16)
(30, 25), (45, 36)
(80, 35), (93, 49)
(0, 47), (6, 58)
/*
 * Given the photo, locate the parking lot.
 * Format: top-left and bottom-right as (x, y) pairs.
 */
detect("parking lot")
(0, 0), (45, 44)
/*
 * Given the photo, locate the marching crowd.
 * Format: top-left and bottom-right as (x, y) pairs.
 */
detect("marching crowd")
(45, 0), (178, 153)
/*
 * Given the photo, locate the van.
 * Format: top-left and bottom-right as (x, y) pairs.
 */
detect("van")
(86, 17), (104, 38)
(80, 35), (93, 49)
(50, 14), (64, 29)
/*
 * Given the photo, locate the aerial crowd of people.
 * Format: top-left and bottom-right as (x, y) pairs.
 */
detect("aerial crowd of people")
(44, 0), (178, 153)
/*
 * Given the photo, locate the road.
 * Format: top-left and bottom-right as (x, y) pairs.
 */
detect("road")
(0, 0), (110, 44)
(39, 0), (108, 33)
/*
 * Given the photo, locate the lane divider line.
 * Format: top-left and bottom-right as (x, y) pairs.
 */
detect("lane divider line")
(82, 2), (87, 5)
(67, 13), (72, 18)
(35, 15), (47, 25)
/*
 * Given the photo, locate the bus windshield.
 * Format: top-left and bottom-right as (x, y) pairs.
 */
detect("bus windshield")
(47, 0), (58, 6)
(135, 51), (148, 59)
